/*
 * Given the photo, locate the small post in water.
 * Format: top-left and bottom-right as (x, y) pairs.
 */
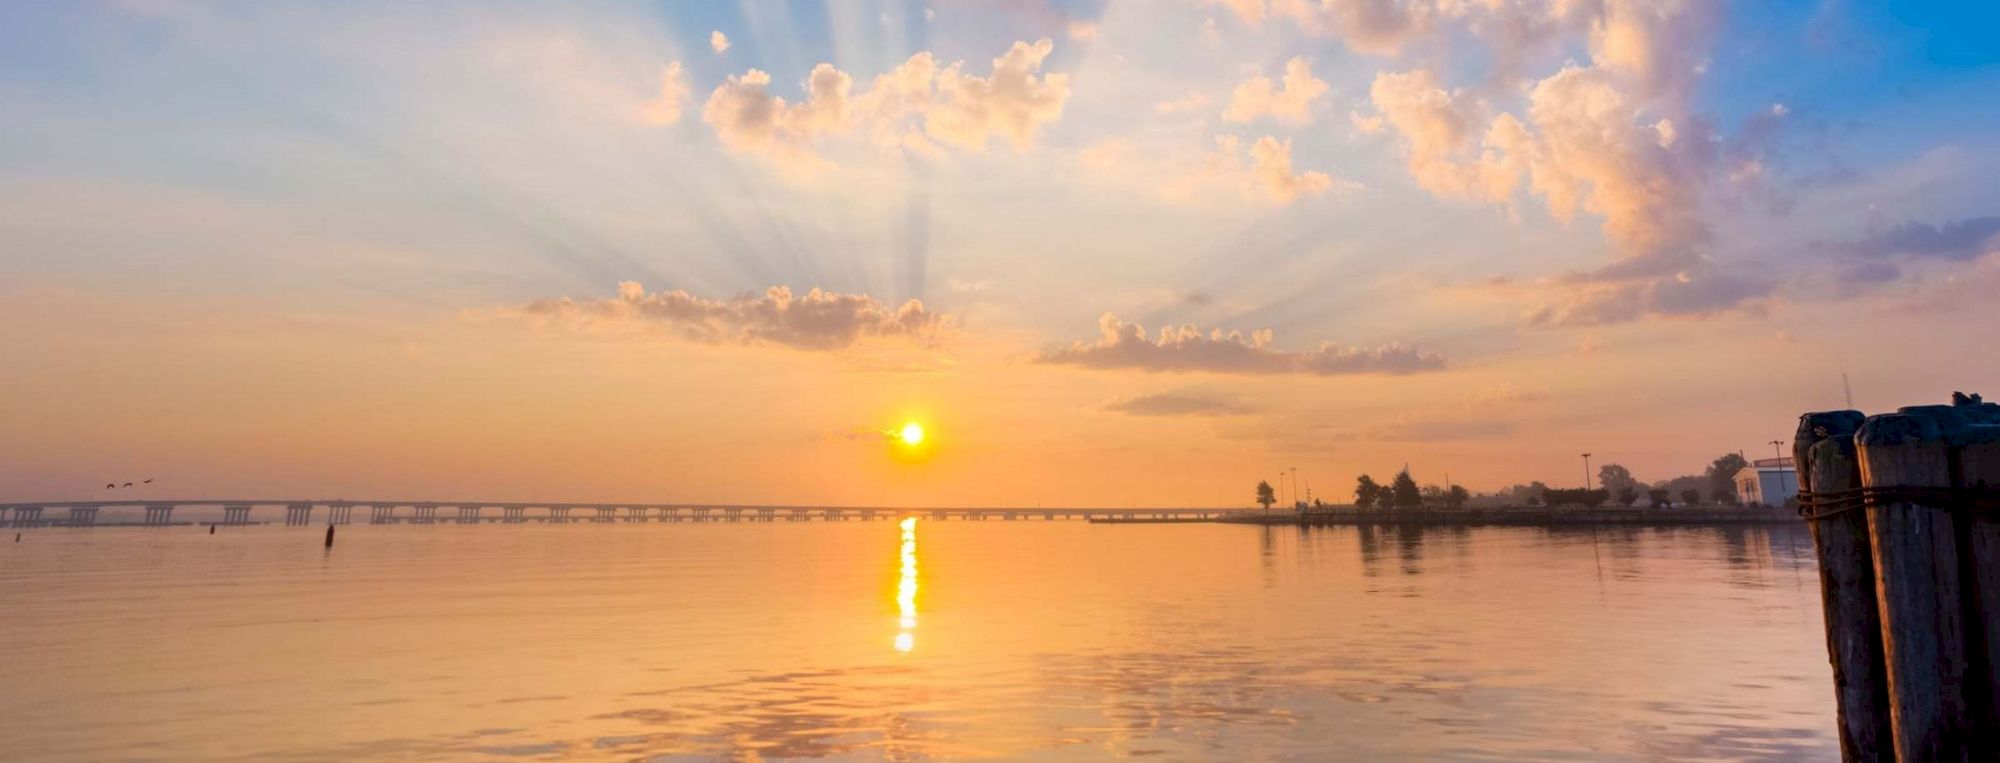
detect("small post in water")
(324, 523), (335, 549)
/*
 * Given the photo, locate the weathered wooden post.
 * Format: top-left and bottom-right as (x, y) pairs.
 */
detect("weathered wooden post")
(1796, 410), (1894, 761)
(1855, 402), (1984, 760)
(1947, 398), (2000, 755)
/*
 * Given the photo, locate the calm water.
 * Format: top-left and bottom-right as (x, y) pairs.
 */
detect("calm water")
(1, 520), (1837, 761)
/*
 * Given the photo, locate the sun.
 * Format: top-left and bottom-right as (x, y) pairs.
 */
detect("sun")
(899, 422), (925, 446)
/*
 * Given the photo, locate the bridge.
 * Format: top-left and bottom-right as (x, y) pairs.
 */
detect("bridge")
(0, 500), (1243, 528)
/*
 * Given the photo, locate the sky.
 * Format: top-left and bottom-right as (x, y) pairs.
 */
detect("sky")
(2, 0), (1998, 507)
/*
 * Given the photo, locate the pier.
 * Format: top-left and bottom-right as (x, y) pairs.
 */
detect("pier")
(0, 500), (1241, 528)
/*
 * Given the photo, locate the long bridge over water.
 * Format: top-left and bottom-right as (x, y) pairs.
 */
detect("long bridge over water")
(0, 500), (1244, 528)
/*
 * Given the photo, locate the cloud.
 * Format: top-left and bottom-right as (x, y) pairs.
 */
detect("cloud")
(1367, 65), (1704, 257)
(1103, 392), (1253, 417)
(1349, 110), (1385, 134)
(1067, 20), (1100, 41)
(1584, 0), (1717, 102)
(1338, 1), (1771, 326)
(517, 281), (944, 351)
(701, 65), (853, 169)
(1519, 65), (1708, 257)
(701, 39), (1071, 169)
(1832, 216), (2000, 261)
(640, 61), (690, 125)
(1224, 56), (1329, 125)
(1365, 60), (1775, 326)
(710, 30), (730, 55)
(1247, 136), (1342, 203)
(1038, 313), (1446, 375)
(1523, 265), (1772, 328)
(1894, 251), (2000, 314)
(1208, 0), (1434, 55)
(923, 39), (1072, 150)
(1364, 68), (1522, 203)
(1178, 134), (1356, 205)
(1206, 0), (1716, 88)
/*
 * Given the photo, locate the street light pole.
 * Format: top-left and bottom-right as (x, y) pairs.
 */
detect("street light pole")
(1769, 440), (1784, 460)
(1582, 453), (1593, 490)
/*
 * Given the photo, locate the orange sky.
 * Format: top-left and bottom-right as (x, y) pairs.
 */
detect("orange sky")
(2, 2), (1998, 506)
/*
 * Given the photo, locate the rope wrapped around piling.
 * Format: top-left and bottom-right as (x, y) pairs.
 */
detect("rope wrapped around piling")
(1797, 485), (2000, 521)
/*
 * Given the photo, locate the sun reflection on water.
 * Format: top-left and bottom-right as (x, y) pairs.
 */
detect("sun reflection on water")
(895, 516), (918, 652)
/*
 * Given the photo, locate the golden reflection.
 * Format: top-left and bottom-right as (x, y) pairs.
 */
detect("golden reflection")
(895, 516), (919, 652)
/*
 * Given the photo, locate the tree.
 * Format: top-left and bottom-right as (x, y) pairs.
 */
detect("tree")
(1420, 484), (1445, 504)
(1445, 484), (1470, 508)
(1680, 488), (1700, 506)
(1657, 475), (1704, 505)
(1391, 469), (1422, 508)
(1647, 488), (1670, 509)
(1597, 463), (1638, 498)
(1256, 480), (1276, 511)
(1705, 453), (1750, 505)
(1615, 486), (1639, 506)
(1354, 475), (1380, 508)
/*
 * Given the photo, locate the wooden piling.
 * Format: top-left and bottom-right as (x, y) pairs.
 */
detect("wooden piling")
(1796, 410), (1894, 761)
(324, 523), (335, 549)
(1950, 403), (2000, 753)
(1856, 406), (1971, 760)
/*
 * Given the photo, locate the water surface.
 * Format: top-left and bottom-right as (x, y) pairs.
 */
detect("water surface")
(0, 520), (1836, 760)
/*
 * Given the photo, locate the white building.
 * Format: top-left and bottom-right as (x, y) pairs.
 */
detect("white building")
(1738, 457), (1799, 507)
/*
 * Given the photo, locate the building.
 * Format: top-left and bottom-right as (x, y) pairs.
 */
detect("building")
(1738, 457), (1799, 507)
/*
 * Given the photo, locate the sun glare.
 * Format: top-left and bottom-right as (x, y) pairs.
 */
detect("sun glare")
(899, 422), (925, 446)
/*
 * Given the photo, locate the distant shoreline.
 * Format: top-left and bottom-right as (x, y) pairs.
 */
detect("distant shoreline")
(1091, 506), (1800, 526)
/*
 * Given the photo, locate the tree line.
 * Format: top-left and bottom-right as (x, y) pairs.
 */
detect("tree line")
(1469, 453), (1753, 508)
(1262, 452), (1760, 511)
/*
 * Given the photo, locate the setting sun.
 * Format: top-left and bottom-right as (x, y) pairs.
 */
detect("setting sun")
(899, 422), (925, 447)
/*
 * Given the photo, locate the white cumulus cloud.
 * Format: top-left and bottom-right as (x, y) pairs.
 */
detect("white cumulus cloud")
(1224, 56), (1329, 125)
(701, 39), (1070, 170)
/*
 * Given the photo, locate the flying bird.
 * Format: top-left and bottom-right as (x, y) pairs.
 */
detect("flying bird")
(122, 482), (133, 487)
(143, 478), (153, 484)
(106, 483), (116, 489)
